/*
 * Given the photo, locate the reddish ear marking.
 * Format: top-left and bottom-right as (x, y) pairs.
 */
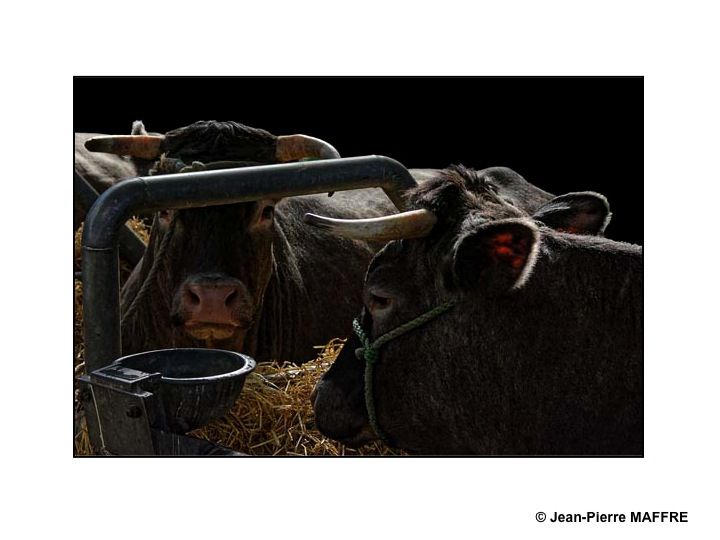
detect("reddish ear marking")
(488, 232), (528, 271)
(495, 233), (514, 243)
(556, 226), (579, 234)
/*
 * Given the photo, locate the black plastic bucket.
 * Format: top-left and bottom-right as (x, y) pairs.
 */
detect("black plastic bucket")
(113, 348), (256, 433)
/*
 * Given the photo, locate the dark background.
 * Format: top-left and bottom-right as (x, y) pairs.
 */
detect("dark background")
(74, 77), (642, 244)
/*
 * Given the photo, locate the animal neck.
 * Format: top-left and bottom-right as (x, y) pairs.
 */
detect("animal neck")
(535, 234), (643, 309)
(119, 235), (179, 355)
(248, 220), (311, 362)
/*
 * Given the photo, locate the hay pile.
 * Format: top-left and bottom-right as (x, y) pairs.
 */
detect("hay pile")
(73, 222), (404, 456)
(189, 339), (404, 456)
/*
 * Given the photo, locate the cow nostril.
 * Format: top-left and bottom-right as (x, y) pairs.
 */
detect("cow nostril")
(187, 290), (201, 306)
(225, 290), (238, 307)
(181, 279), (244, 324)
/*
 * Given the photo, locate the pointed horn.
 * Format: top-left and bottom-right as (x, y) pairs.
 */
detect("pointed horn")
(84, 135), (165, 159)
(304, 209), (437, 242)
(276, 134), (340, 162)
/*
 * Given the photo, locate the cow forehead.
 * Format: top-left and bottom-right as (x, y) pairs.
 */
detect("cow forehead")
(407, 166), (540, 229)
(176, 200), (263, 224)
(469, 200), (527, 221)
(366, 240), (435, 289)
(367, 240), (408, 272)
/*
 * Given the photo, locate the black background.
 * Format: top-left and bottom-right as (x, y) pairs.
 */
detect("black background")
(74, 77), (642, 244)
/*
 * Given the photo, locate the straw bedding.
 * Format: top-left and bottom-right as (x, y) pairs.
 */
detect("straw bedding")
(73, 223), (404, 456)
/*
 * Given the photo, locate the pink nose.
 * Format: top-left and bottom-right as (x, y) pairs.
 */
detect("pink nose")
(182, 280), (243, 325)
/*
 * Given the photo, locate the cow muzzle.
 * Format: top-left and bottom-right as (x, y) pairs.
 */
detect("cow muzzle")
(176, 275), (253, 342)
(311, 378), (377, 448)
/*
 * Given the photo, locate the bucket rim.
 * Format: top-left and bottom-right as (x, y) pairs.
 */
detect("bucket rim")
(113, 347), (256, 384)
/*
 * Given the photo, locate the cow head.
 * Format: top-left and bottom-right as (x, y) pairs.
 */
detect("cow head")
(141, 198), (281, 350)
(309, 165), (619, 453)
(89, 120), (340, 353)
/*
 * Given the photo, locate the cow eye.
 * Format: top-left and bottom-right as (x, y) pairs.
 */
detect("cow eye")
(370, 293), (391, 310)
(366, 290), (394, 314)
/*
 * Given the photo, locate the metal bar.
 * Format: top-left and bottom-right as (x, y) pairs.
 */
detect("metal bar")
(74, 170), (147, 267)
(83, 244), (120, 372)
(82, 155), (416, 373)
(151, 431), (247, 456)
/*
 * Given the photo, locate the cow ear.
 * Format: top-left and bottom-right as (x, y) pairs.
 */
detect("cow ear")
(532, 192), (611, 235)
(452, 218), (539, 292)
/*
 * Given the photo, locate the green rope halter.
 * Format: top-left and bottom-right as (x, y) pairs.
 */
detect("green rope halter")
(352, 300), (456, 444)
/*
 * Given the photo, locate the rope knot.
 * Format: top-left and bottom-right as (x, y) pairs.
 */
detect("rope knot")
(351, 301), (456, 445)
(364, 347), (378, 364)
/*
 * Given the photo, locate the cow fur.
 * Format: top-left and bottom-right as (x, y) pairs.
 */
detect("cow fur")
(313, 166), (642, 454)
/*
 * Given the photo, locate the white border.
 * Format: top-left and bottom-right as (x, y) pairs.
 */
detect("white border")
(2, 1), (719, 537)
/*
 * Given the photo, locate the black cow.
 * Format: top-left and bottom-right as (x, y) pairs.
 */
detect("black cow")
(310, 165), (641, 454)
(87, 121), (598, 365)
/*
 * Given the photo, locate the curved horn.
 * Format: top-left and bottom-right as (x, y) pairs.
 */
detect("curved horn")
(84, 135), (165, 159)
(276, 134), (340, 162)
(304, 209), (437, 242)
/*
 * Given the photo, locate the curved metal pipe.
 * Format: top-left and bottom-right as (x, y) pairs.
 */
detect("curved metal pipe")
(74, 170), (147, 266)
(82, 155), (417, 372)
